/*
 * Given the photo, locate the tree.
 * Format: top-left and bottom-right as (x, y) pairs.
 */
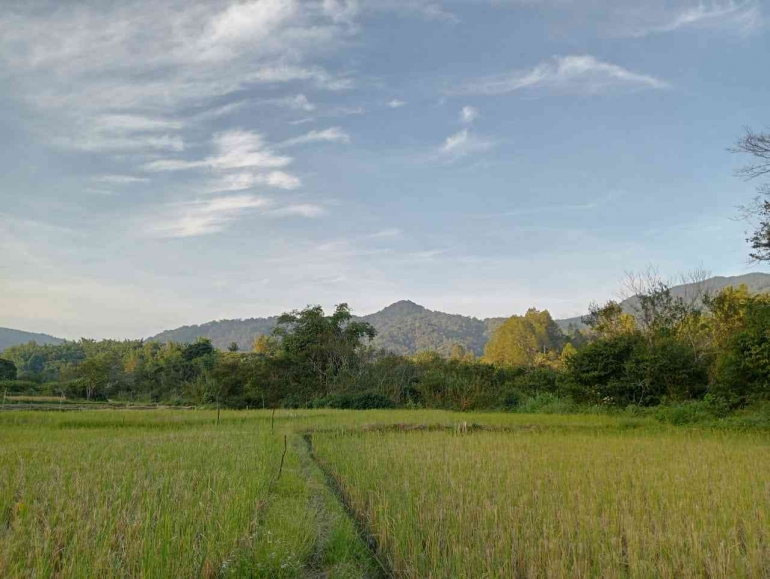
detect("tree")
(252, 335), (278, 355)
(0, 359), (17, 380)
(484, 310), (564, 367)
(272, 304), (376, 392)
(582, 301), (636, 339)
(732, 128), (770, 261)
(227, 342), (240, 352)
(449, 344), (475, 362)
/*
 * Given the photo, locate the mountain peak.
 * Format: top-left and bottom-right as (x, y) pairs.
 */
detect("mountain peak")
(379, 300), (427, 315)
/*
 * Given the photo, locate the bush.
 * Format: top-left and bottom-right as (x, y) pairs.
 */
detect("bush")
(564, 334), (709, 406)
(653, 401), (723, 425)
(711, 299), (770, 406)
(0, 359), (17, 380)
(315, 392), (395, 410)
(0, 379), (42, 395)
(517, 392), (578, 414)
(509, 367), (560, 396)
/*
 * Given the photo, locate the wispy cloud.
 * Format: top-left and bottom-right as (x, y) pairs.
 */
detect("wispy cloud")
(269, 203), (326, 217)
(456, 55), (668, 96)
(368, 228), (402, 239)
(94, 175), (150, 185)
(264, 94), (317, 111)
(499, 192), (621, 217)
(622, 1), (762, 37)
(149, 195), (269, 238)
(460, 105), (479, 124)
(208, 171), (302, 192)
(144, 130), (292, 172)
(0, 1), (355, 159)
(387, 99), (407, 108)
(435, 129), (494, 161)
(278, 127), (351, 148)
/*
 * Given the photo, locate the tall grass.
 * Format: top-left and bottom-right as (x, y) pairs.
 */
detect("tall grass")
(314, 428), (770, 579)
(0, 410), (379, 579)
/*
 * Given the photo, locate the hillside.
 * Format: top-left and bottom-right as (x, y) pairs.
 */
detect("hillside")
(148, 272), (770, 355)
(150, 317), (279, 351)
(0, 327), (64, 353)
(362, 300), (490, 356)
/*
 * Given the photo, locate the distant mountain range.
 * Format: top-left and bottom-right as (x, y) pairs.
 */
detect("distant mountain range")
(0, 328), (64, 353)
(3, 273), (769, 356)
(149, 273), (770, 356)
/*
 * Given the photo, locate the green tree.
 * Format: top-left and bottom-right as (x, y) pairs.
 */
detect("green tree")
(227, 342), (240, 352)
(0, 359), (17, 380)
(272, 304), (376, 392)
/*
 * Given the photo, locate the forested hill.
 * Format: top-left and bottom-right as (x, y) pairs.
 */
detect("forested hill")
(149, 301), (497, 356)
(0, 327), (63, 352)
(148, 273), (770, 355)
(150, 317), (280, 351)
(361, 300), (502, 356)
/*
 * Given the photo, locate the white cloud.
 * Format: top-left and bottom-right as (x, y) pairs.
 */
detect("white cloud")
(460, 105), (479, 124)
(265, 94), (317, 111)
(368, 228), (402, 238)
(96, 115), (183, 132)
(208, 171), (302, 192)
(279, 127), (351, 148)
(55, 134), (184, 153)
(150, 195), (271, 238)
(270, 203), (326, 217)
(387, 99), (407, 108)
(457, 55), (668, 96)
(95, 175), (150, 184)
(623, 1), (762, 37)
(436, 129), (494, 160)
(323, 0), (361, 23)
(0, 1), (355, 158)
(144, 130), (291, 172)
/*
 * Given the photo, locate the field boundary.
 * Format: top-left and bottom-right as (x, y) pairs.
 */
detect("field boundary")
(302, 433), (395, 579)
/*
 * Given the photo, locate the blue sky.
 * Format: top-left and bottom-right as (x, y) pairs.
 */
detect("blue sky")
(0, 0), (767, 339)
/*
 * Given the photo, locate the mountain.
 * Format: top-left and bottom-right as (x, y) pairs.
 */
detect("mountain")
(150, 317), (279, 351)
(0, 327), (64, 353)
(144, 272), (770, 355)
(363, 300), (495, 356)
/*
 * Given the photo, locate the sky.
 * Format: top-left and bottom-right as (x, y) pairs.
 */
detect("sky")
(0, 0), (768, 340)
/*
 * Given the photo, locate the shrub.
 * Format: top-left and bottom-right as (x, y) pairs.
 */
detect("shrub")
(517, 393), (577, 414)
(0, 359), (17, 380)
(315, 392), (395, 410)
(0, 379), (42, 395)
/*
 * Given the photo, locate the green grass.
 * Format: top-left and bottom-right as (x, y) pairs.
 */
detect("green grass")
(1, 408), (768, 578)
(0, 410), (381, 579)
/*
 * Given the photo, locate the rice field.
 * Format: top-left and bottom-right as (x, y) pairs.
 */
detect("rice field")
(313, 428), (770, 579)
(1, 409), (769, 578)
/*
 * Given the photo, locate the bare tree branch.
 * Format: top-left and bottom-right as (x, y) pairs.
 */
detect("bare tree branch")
(730, 127), (770, 180)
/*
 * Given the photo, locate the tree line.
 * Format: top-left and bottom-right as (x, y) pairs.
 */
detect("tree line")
(1, 275), (769, 413)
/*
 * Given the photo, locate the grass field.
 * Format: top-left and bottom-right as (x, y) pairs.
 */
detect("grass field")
(1, 409), (769, 578)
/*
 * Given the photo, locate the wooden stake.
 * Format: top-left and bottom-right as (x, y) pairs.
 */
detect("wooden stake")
(275, 434), (287, 482)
